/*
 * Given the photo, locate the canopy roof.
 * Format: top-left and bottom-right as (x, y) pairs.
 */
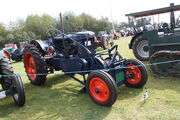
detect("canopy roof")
(125, 4), (180, 18)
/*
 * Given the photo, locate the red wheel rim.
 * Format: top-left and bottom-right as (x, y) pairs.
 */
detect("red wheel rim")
(3, 51), (10, 59)
(24, 52), (37, 80)
(89, 77), (110, 102)
(126, 64), (142, 85)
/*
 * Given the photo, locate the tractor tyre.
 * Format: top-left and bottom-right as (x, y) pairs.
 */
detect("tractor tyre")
(132, 34), (149, 61)
(102, 38), (109, 49)
(23, 44), (47, 85)
(86, 71), (117, 106)
(0, 57), (13, 90)
(12, 74), (25, 106)
(124, 59), (147, 88)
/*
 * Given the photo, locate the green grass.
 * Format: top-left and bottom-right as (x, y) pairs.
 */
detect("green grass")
(0, 37), (180, 120)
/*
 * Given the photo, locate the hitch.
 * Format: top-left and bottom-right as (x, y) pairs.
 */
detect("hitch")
(0, 89), (13, 99)
(125, 73), (134, 79)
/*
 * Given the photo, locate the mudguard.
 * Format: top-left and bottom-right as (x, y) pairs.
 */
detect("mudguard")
(30, 40), (53, 54)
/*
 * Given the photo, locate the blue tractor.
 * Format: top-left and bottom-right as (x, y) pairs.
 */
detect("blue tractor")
(0, 50), (25, 106)
(23, 28), (148, 106)
(11, 42), (28, 62)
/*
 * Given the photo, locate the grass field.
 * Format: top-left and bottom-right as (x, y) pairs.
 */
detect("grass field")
(0, 37), (180, 120)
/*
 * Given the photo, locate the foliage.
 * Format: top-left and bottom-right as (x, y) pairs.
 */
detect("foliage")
(135, 17), (151, 27)
(0, 12), (119, 48)
(25, 14), (56, 39)
(0, 12), (151, 48)
(120, 17), (152, 29)
(56, 12), (115, 34)
(0, 23), (9, 47)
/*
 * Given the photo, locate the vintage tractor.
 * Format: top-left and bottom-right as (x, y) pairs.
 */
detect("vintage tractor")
(2, 48), (13, 60)
(110, 30), (122, 40)
(126, 3), (180, 77)
(23, 26), (148, 106)
(1, 43), (17, 60)
(95, 31), (114, 49)
(11, 41), (28, 62)
(126, 3), (180, 61)
(0, 50), (25, 106)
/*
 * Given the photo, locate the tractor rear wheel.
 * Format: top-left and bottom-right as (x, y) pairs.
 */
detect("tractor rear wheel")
(132, 34), (149, 61)
(23, 44), (47, 85)
(124, 59), (147, 88)
(0, 57), (13, 90)
(86, 71), (117, 106)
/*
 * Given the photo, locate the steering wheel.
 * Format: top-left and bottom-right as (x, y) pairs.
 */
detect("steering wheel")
(46, 29), (62, 38)
(162, 23), (170, 33)
(162, 23), (168, 29)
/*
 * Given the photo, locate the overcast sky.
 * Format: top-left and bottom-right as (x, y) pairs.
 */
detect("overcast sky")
(0, 0), (180, 25)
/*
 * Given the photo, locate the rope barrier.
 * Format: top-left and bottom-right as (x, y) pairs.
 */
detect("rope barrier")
(1, 59), (180, 77)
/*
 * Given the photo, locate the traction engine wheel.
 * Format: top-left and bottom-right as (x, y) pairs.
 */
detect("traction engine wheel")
(132, 34), (149, 61)
(23, 44), (47, 85)
(124, 59), (147, 88)
(86, 71), (117, 106)
(12, 74), (25, 106)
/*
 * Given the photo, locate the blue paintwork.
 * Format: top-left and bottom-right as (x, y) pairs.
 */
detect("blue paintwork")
(32, 31), (127, 85)
(11, 48), (22, 61)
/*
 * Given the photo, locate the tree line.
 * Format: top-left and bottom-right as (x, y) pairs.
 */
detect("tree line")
(0, 12), (151, 48)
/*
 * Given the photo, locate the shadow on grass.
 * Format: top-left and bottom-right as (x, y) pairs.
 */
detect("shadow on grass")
(0, 74), (111, 120)
(1, 68), (179, 120)
(44, 74), (144, 101)
(116, 86), (143, 101)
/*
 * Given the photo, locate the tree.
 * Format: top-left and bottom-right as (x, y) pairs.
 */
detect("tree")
(128, 17), (135, 28)
(135, 17), (151, 27)
(0, 24), (9, 47)
(25, 14), (56, 39)
(119, 22), (129, 29)
(0, 24), (8, 37)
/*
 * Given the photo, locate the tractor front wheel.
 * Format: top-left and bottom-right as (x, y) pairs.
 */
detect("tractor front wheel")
(86, 71), (117, 106)
(12, 74), (25, 106)
(23, 44), (47, 85)
(124, 59), (147, 88)
(132, 34), (149, 61)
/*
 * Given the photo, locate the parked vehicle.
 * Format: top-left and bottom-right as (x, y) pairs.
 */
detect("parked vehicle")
(23, 27), (147, 106)
(126, 3), (180, 77)
(126, 3), (180, 61)
(96, 31), (114, 49)
(11, 41), (28, 62)
(0, 50), (25, 106)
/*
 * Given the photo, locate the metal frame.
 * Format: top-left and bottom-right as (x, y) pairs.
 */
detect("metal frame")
(126, 3), (180, 29)
(36, 30), (132, 88)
